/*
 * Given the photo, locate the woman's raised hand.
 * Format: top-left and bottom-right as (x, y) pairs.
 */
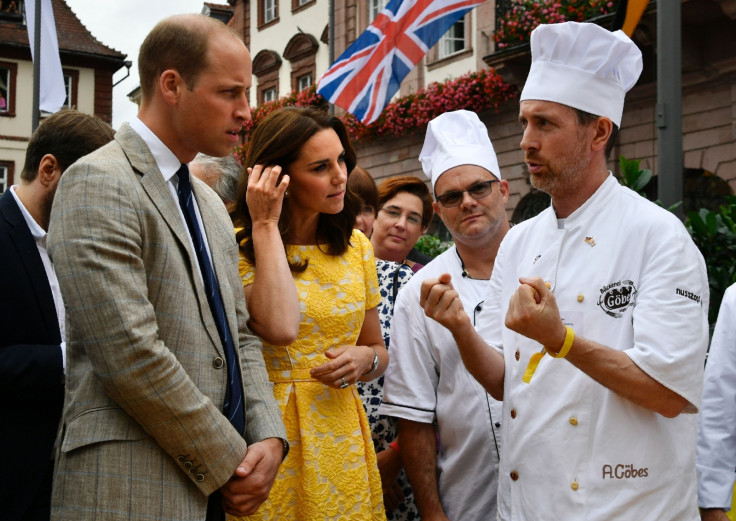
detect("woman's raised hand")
(246, 164), (289, 226)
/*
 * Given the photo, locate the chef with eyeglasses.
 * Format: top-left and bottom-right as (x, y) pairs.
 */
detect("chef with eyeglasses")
(380, 109), (510, 521)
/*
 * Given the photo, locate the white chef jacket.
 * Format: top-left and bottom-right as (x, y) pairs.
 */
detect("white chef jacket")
(697, 283), (736, 510)
(478, 175), (709, 521)
(380, 245), (502, 521)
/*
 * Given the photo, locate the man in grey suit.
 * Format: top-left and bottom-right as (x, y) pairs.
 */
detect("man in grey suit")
(47, 15), (286, 520)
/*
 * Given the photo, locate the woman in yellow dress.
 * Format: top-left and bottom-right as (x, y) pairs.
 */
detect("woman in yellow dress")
(231, 107), (389, 520)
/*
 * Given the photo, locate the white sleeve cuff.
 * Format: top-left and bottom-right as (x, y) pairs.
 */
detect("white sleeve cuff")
(697, 464), (736, 510)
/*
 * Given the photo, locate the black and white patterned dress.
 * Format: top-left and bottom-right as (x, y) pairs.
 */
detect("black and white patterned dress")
(358, 259), (418, 521)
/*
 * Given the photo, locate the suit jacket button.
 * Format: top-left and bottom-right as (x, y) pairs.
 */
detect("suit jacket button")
(177, 456), (186, 463)
(196, 474), (205, 482)
(213, 357), (224, 369)
(184, 461), (192, 470)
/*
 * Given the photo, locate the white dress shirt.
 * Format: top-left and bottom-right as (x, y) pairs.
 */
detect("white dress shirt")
(9, 185), (66, 369)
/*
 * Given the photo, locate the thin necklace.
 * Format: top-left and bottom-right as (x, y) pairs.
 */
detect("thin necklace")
(456, 249), (488, 280)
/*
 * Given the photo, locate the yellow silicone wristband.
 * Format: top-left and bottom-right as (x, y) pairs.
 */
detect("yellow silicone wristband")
(548, 326), (575, 359)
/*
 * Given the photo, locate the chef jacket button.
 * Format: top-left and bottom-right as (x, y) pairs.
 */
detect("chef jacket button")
(495, 422), (501, 428)
(571, 481), (579, 491)
(514, 350), (520, 361)
(577, 293), (584, 303)
(196, 473), (205, 482)
(510, 471), (519, 481)
(510, 409), (517, 419)
(569, 417), (578, 426)
(545, 281), (551, 289)
(213, 356), (225, 369)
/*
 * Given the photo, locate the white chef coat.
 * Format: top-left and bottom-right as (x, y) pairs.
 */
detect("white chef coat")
(478, 175), (709, 521)
(380, 245), (502, 521)
(697, 283), (736, 510)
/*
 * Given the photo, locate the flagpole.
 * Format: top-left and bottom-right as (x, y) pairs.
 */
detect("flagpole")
(32, 0), (41, 131)
(656, 0), (683, 218)
(328, 0), (334, 116)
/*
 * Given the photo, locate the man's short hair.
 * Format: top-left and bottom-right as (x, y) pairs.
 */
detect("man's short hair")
(138, 15), (239, 101)
(191, 153), (242, 203)
(21, 109), (115, 181)
(575, 108), (620, 160)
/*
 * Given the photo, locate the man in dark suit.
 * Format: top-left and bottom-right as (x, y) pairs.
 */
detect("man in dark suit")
(0, 109), (115, 521)
(47, 15), (287, 521)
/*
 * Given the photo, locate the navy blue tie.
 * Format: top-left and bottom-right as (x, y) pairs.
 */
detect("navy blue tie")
(176, 164), (245, 434)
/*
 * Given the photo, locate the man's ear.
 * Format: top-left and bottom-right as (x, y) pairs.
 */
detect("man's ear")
(37, 154), (61, 187)
(591, 117), (613, 152)
(160, 69), (183, 105)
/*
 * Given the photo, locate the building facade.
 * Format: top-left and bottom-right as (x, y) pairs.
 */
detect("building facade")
(230, 0), (735, 221)
(0, 0), (126, 192)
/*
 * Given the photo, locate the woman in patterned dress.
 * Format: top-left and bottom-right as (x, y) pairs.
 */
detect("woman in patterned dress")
(231, 107), (389, 521)
(348, 167), (420, 521)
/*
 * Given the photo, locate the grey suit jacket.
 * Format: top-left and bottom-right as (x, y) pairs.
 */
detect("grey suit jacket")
(47, 123), (285, 520)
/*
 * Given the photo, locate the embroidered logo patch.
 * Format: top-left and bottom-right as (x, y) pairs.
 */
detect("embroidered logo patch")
(598, 280), (637, 318)
(675, 288), (701, 304)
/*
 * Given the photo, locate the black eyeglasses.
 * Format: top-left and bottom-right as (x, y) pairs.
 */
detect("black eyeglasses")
(435, 180), (499, 208)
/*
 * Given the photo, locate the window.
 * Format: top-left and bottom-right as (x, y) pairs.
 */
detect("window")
(263, 0), (276, 24)
(0, 0), (23, 19)
(297, 73), (312, 91)
(427, 13), (472, 66)
(253, 49), (281, 107)
(292, 0), (313, 10)
(61, 69), (79, 109)
(262, 87), (277, 103)
(0, 61), (17, 116)
(0, 161), (13, 193)
(439, 18), (466, 59)
(283, 33), (318, 94)
(369, 0), (388, 20)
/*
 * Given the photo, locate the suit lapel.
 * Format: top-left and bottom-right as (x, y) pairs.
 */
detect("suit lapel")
(115, 124), (224, 355)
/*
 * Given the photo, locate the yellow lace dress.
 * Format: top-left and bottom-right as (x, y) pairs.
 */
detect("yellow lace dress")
(236, 230), (385, 521)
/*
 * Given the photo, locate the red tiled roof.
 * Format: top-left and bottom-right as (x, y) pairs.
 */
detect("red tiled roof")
(1, 0), (125, 60)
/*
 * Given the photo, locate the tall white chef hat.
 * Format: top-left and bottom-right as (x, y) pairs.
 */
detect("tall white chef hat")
(419, 110), (501, 190)
(520, 22), (643, 127)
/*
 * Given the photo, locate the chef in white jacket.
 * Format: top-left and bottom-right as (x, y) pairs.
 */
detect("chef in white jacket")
(697, 283), (736, 521)
(380, 110), (509, 520)
(420, 22), (709, 521)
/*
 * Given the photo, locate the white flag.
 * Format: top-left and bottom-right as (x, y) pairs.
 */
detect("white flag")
(25, 0), (66, 113)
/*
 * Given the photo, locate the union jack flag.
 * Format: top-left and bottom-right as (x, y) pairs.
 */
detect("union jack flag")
(317, 0), (484, 124)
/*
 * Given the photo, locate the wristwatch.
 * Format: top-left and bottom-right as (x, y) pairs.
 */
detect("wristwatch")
(280, 438), (290, 461)
(363, 348), (379, 375)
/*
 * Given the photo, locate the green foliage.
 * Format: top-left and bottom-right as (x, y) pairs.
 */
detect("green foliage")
(618, 156), (653, 195)
(414, 234), (453, 258)
(617, 155), (682, 212)
(685, 196), (736, 327)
